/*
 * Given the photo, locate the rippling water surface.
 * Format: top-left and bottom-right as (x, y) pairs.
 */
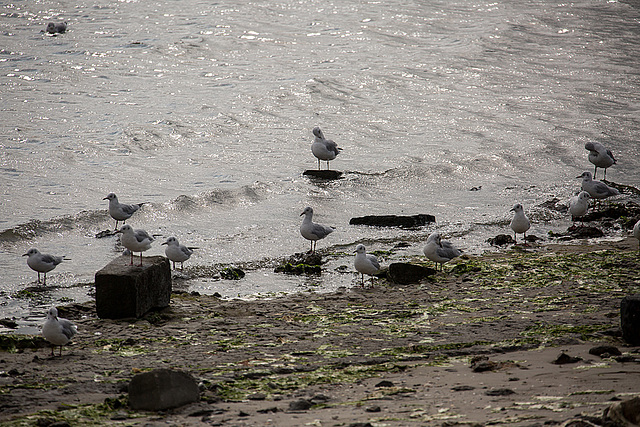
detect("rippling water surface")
(2, 0), (640, 330)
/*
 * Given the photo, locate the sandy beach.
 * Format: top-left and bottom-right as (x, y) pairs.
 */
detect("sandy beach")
(1, 236), (640, 426)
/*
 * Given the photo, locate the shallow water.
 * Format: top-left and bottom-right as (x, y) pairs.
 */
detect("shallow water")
(1, 0), (640, 330)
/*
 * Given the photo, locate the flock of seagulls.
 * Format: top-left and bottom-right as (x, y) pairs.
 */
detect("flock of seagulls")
(22, 131), (639, 355)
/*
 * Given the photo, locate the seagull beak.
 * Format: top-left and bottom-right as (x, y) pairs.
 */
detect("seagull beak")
(22, 253), (28, 257)
(300, 212), (305, 216)
(575, 175), (583, 179)
(161, 242), (168, 246)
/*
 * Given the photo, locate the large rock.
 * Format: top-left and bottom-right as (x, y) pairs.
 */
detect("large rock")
(387, 263), (435, 284)
(302, 170), (343, 180)
(95, 255), (171, 319)
(621, 295), (640, 345)
(349, 214), (435, 228)
(128, 368), (200, 411)
(603, 396), (640, 426)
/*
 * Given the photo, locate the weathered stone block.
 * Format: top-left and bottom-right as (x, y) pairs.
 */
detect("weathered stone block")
(95, 255), (171, 319)
(128, 368), (199, 411)
(387, 263), (436, 284)
(621, 295), (640, 345)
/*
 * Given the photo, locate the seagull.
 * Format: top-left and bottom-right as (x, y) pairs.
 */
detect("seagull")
(354, 244), (380, 286)
(423, 232), (462, 271)
(311, 127), (342, 170)
(633, 219), (640, 251)
(510, 203), (531, 244)
(577, 171), (620, 202)
(569, 191), (591, 224)
(300, 206), (335, 253)
(585, 142), (616, 180)
(162, 237), (194, 270)
(42, 307), (77, 356)
(22, 248), (63, 285)
(103, 193), (142, 230)
(118, 224), (154, 266)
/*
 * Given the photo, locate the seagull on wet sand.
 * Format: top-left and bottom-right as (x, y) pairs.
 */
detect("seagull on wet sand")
(162, 237), (194, 270)
(510, 203), (531, 244)
(22, 248), (63, 285)
(423, 232), (462, 271)
(569, 191), (591, 224)
(633, 219), (640, 251)
(585, 142), (616, 180)
(577, 171), (620, 202)
(42, 307), (77, 356)
(354, 244), (380, 286)
(300, 206), (335, 253)
(103, 193), (142, 230)
(118, 224), (154, 266)
(311, 127), (342, 170)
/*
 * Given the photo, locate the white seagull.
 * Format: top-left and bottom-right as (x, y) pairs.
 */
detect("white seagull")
(104, 193), (142, 230)
(162, 237), (194, 270)
(585, 142), (616, 180)
(300, 206), (335, 253)
(22, 248), (63, 285)
(577, 171), (619, 201)
(118, 224), (154, 266)
(42, 307), (77, 356)
(633, 219), (640, 251)
(569, 191), (591, 224)
(311, 127), (342, 170)
(423, 232), (462, 271)
(354, 244), (381, 286)
(510, 203), (531, 244)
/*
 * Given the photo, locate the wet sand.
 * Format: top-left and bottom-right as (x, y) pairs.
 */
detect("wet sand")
(1, 237), (639, 426)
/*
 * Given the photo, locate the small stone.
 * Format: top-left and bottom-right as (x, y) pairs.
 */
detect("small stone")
(471, 360), (498, 372)
(452, 385), (475, 391)
(487, 234), (515, 246)
(589, 345), (622, 357)
(247, 392), (267, 401)
(365, 406), (381, 412)
(289, 399), (312, 411)
(387, 263), (435, 285)
(257, 407), (279, 414)
(485, 388), (515, 396)
(238, 411), (250, 417)
(552, 352), (582, 365)
(375, 380), (394, 388)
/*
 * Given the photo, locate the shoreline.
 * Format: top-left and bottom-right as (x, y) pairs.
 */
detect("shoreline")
(1, 236), (640, 425)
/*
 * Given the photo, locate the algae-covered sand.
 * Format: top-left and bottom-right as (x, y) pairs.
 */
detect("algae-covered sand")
(1, 237), (640, 426)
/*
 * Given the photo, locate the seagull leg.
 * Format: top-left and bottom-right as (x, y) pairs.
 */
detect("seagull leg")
(130, 251), (134, 265)
(37, 272), (41, 284)
(317, 158), (321, 170)
(43, 273), (47, 285)
(139, 252), (143, 267)
(594, 165), (598, 180)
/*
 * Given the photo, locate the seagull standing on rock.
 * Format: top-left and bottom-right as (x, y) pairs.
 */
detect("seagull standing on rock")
(22, 248), (63, 285)
(569, 191), (591, 224)
(300, 206), (335, 254)
(577, 171), (619, 202)
(633, 220), (640, 251)
(104, 193), (142, 230)
(510, 203), (531, 244)
(585, 142), (616, 180)
(423, 232), (462, 271)
(311, 127), (342, 170)
(354, 244), (380, 286)
(162, 237), (194, 270)
(42, 307), (77, 356)
(118, 224), (154, 266)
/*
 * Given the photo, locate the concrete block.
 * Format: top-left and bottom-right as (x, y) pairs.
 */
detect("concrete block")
(95, 255), (171, 319)
(621, 294), (640, 345)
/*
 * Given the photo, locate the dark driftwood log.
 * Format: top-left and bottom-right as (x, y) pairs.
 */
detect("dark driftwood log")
(349, 214), (435, 228)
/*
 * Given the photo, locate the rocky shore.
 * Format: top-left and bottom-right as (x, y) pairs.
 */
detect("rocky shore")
(1, 233), (640, 426)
